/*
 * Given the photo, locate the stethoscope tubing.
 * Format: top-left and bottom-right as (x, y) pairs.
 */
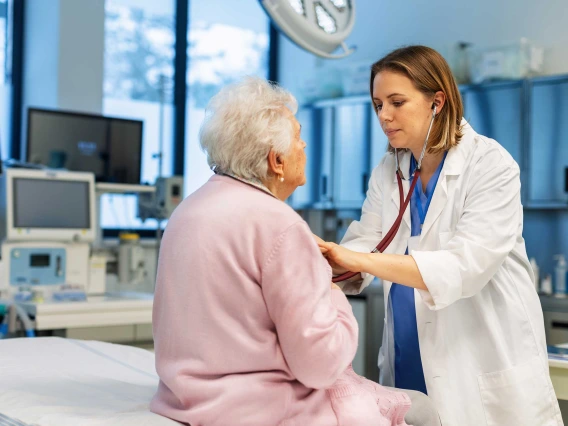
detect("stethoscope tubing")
(331, 169), (421, 283)
(330, 107), (436, 283)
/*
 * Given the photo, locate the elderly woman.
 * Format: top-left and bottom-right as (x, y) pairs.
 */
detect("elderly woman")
(150, 77), (437, 426)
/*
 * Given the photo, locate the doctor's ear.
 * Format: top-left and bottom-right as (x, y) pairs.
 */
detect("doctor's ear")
(431, 103), (437, 116)
(431, 91), (446, 116)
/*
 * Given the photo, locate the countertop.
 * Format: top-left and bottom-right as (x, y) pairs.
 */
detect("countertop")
(540, 295), (568, 313)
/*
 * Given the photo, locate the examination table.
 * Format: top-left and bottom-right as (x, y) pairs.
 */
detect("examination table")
(0, 337), (176, 426)
(0, 337), (440, 426)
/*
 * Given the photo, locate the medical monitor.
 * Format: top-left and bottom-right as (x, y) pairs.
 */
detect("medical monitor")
(0, 168), (96, 243)
(26, 108), (143, 184)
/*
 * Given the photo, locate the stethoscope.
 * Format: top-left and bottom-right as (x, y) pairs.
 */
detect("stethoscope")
(332, 104), (437, 283)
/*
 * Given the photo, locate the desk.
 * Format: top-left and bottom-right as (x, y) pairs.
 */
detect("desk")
(18, 292), (153, 330)
(550, 358), (568, 401)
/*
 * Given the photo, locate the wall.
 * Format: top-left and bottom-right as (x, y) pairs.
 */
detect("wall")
(57, 0), (105, 113)
(278, 0), (568, 280)
(279, 0), (568, 103)
(22, 0), (105, 154)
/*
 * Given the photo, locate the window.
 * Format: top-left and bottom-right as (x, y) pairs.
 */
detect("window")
(184, 1), (270, 196)
(0, 1), (6, 82)
(102, 0), (175, 230)
(101, 0), (273, 230)
(0, 0), (11, 161)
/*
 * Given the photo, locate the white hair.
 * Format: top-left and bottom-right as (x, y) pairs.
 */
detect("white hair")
(199, 76), (298, 181)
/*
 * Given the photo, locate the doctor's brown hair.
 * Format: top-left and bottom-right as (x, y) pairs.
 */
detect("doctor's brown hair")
(370, 45), (464, 154)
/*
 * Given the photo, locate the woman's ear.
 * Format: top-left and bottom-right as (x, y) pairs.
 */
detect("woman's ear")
(267, 149), (284, 177)
(433, 91), (446, 115)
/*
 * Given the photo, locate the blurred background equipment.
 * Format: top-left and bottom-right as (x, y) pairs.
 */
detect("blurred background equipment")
(118, 232), (145, 286)
(137, 176), (183, 222)
(0, 168), (96, 300)
(0, 168), (96, 244)
(26, 108), (143, 185)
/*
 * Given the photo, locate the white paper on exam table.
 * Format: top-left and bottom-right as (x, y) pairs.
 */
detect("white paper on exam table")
(0, 337), (177, 426)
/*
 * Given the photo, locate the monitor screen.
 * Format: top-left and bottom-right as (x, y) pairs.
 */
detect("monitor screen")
(26, 109), (142, 184)
(13, 178), (90, 229)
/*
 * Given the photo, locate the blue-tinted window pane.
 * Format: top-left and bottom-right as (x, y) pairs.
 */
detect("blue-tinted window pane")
(0, 0), (6, 84)
(184, 1), (270, 196)
(0, 0), (10, 161)
(102, 0), (175, 229)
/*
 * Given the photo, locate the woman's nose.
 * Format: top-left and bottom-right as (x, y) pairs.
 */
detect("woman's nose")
(379, 105), (392, 122)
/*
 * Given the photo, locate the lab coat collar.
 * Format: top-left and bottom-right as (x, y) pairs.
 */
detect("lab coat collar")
(443, 119), (475, 177)
(390, 119), (475, 238)
(420, 119), (475, 238)
(391, 119), (473, 183)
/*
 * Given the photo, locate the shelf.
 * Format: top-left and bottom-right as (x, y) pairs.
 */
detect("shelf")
(530, 75), (568, 86)
(308, 95), (371, 109)
(95, 182), (155, 194)
(459, 79), (524, 91)
(540, 295), (568, 313)
(524, 202), (568, 210)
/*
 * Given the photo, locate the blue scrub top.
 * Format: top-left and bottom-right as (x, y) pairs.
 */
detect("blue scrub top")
(388, 152), (447, 394)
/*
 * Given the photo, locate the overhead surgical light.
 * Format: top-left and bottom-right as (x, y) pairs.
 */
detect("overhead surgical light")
(260, 0), (356, 59)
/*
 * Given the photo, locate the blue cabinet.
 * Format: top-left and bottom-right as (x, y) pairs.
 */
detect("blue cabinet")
(288, 106), (318, 209)
(288, 104), (335, 209)
(332, 101), (371, 208)
(369, 106), (388, 172)
(292, 97), (372, 209)
(527, 76), (568, 204)
(317, 106), (335, 206)
(461, 80), (525, 166)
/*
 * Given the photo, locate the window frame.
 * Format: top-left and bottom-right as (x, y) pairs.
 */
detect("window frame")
(8, 0), (24, 161)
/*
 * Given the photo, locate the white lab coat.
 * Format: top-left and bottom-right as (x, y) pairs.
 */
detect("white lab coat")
(340, 121), (562, 426)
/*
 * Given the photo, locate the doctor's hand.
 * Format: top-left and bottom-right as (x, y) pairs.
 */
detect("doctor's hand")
(313, 234), (327, 253)
(318, 242), (367, 274)
(313, 234), (348, 275)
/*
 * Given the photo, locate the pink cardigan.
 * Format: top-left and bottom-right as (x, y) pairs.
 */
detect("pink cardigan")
(150, 175), (410, 426)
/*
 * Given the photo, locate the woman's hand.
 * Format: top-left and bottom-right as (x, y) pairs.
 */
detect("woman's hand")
(313, 234), (348, 274)
(318, 241), (367, 274)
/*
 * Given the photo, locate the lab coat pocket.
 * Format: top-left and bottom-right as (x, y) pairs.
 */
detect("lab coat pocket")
(477, 357), (554, 426)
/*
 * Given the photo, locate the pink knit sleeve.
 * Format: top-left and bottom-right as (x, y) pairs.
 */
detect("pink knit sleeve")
(261, 221), (359, 389)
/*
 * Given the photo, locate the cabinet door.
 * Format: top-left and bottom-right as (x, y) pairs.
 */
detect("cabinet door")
(288, 106), (317, 208)
(333, 102), (371, 208)
(316, 106), (334, 206)
(528, 78), (568, 203)
(369, 106), (389, 172)
(462, 81), (524, 165)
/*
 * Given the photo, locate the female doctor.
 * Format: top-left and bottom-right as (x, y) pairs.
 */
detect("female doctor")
(318, 46), (562, 426)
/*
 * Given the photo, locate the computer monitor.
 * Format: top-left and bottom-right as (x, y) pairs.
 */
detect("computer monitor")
(0, 168), (96, 243)
(26, 108), (143, 184)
